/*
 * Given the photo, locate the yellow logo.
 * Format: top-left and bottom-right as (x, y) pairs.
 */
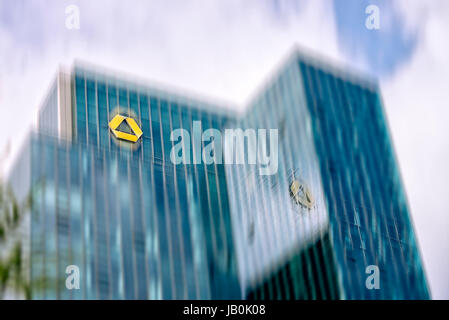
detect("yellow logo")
(108, 114), (143, 142)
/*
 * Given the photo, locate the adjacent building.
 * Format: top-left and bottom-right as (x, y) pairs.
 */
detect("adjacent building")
(227, 51), (429, 299)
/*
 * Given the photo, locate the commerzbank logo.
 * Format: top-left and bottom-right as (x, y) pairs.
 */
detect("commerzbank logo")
(108, 114), (143, 143)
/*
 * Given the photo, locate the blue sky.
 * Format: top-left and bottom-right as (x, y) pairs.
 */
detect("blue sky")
(333, 0), (417, 77)
(0, 0), (448, 299)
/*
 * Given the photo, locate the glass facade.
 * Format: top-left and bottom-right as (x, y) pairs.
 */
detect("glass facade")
(298, 58), (429, 299)
(24, 65), (241, 299)
(225, 53), (429, 299)
(8, 49), (429, 299)
(225, 57), (336, 299)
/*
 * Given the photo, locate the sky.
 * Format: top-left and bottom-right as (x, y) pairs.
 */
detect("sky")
(0, 0), (448, 299)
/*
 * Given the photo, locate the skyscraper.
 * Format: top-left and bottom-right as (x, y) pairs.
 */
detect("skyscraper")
(7, 48), (430, 299)
(9, 63), (241, 299)
(226, 50), (430, 299)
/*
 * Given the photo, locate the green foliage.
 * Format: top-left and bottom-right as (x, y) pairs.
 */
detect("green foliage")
(0, 224), (4, 240)
(12, 202), (19, 226)
(11, 243), (22, 273)
(23, 283), (31, 300)
(0, 263), (10, 287)
(0, 180), (30, 299)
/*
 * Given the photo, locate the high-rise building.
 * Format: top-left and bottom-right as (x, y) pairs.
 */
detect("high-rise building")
(7, 48), (430, 299)
(226, 50), (429, 299)
(9, 64), (241, 299)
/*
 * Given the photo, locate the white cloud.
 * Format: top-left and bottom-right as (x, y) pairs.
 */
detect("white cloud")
(382, 0), (449, 299)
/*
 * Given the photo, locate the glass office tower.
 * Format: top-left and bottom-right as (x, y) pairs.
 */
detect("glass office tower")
(9, 64), (240, 299)
(226, 55), (341, 299)
(226, 50), (429, 299)
(7, 48), (429, 300)
(298, 53), (429, 299)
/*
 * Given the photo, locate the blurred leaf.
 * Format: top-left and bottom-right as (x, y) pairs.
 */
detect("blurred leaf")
(11, 243), (22, 272)
(0, 224), (4, 241)
(0, 263), (10, 287)
(23, 283), (31, 300)
(12, 202), (19, 226)
(4, 207), (10, 227)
